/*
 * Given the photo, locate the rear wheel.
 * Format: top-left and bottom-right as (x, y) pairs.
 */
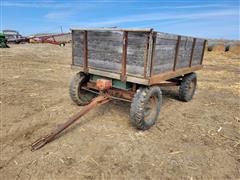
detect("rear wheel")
(69, 73), (96, 106)
(179, 72), (197, 102)
(130, 86), (162, 130)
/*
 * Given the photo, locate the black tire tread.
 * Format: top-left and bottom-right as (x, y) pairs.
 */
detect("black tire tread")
(179, 72), (197, 102)
(130, 86), (162, 130)
(69, 73), (94, 106)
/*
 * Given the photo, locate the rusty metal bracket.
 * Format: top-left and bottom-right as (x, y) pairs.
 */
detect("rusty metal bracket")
(31, 95), (109, 151)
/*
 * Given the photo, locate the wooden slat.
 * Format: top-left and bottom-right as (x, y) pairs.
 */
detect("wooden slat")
(189, 38), (196, 67)
(71, 31), (75, 65)
(71, 28), (153, 32)
(143, 34), (150, 78)
(146, 32), (153, 77)
(71, 65), (149, 85)
(83, 31), (88, 72)
(150, 32), (157, 76)
(126, 76), (149, 85)
(200, 40), (207, 64)
(150, 65), (203, 85)
(121, 31), (128, 81)
(173, 35), (181, 71)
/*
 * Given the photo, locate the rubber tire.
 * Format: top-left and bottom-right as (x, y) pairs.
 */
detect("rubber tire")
(69, 73), (95, 106)
(130, 86), (162, 130)
(179, 72), (197, 102)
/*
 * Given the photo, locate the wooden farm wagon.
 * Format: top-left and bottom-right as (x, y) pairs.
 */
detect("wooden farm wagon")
(31, 28), (206, 150)
(70, 28), (206, 130)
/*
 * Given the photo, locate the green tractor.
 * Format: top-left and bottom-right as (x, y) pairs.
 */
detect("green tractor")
(0, 33), (9, 48)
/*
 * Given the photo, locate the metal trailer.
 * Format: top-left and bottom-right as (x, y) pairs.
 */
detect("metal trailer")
(31, 28), (206, 150)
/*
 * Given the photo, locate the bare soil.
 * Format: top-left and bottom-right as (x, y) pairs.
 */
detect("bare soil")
(0, 44), (240, 179)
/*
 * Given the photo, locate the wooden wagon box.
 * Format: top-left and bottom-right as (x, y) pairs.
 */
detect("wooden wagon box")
(71, 28), (206, 85)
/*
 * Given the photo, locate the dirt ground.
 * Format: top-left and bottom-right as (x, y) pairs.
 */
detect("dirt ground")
(0, 44), (239, 179)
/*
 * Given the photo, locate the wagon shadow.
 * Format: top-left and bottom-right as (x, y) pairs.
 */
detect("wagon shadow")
(50, 88), (178, 143)
(52, 100), (130, 141)
(161, 87), (180, 101)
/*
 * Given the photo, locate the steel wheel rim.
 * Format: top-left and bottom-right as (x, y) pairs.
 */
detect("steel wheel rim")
(144, 96), (158, 123)
(187, 78), (196, 97)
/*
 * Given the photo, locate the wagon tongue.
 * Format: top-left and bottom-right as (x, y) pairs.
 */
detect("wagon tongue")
(31, 95), (110, 151)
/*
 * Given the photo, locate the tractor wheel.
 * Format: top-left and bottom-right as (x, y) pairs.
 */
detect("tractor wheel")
(69, 73), (96, 106)
(179, 72), (197, 102)
(130, 86), (162, 130)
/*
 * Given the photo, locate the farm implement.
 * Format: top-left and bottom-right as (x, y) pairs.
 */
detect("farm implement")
(31, 28), (206, 150)
(29, 33), (70, 46)
(0, 33), (9, 48)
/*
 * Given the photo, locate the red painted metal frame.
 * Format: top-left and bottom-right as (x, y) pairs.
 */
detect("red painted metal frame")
(29, 33), (69, 45)
(85, 82), (135, 101)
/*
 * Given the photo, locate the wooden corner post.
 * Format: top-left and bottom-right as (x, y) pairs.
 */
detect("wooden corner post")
(173, 35), (181, 71)
(121, 31), (128, 81)
(200, 40), (207, 65)
(189, 38), (196, 67)
(83, 30), (88, 73)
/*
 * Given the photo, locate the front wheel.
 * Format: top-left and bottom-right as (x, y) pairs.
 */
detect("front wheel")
(69, 73), (96, 106)
(130, 86), (162, 130)
(179, 72), (197, 102)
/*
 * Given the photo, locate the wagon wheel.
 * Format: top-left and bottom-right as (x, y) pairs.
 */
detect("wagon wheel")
(69, 73), (96, 106)
(179, 72), (197, 102)
(60, 43), (65, 47)
(130, 86), (162, 130)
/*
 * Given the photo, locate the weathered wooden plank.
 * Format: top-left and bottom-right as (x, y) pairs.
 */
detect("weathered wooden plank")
(72, 29), (206, 85)
(126, 32), (149, 76)
(72, 30), (84, 66)
(87, 31), (123, 72)
(173, 36), (181, 70)
(83, 31), (88, 72)
(71, 28), (153, 32)
(150, 65), (203, 85)
(176, 37), (194, 69)
(153, 37), (177, 74)
(189, 38), (196, 67)
(121, 31), (128, 81)
(192, 39), (205, 66)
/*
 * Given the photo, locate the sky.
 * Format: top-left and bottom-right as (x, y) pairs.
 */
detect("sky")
(1, 0), (239, 40)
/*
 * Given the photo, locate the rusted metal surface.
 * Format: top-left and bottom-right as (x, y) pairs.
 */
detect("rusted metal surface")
(121, 31), (128, 81)
(173, 36), (181, 71)
(189, 38), (196, 67)
(200, 40), (207, 65)
(31, 95), (109, 151)
(150, 65), (203, 85)
(83, 31), (88, 73)
(132, 83), (137, 92)
(86, 82), (135, 101)
(143, 34), (150, 78)
(96, 79), (112, 90)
